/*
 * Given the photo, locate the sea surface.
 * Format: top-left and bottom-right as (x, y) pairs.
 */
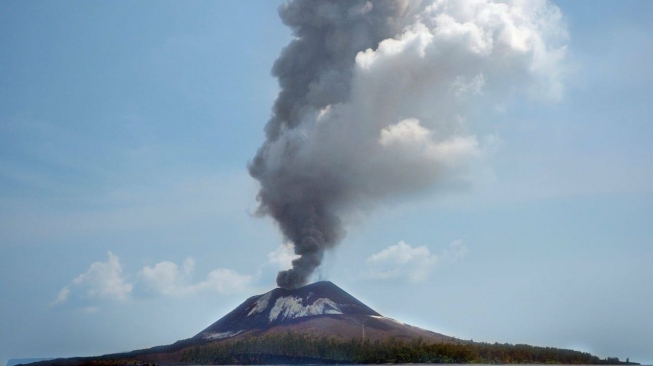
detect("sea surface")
(182, 364), (652, 366)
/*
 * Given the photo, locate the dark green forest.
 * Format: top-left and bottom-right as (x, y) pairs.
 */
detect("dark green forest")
(181, 332), (634, 364)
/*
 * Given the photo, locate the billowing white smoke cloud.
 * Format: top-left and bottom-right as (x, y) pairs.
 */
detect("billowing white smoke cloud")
(250, 0), (568, 289)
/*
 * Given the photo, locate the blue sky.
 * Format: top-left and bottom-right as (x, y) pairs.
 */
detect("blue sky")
(1, 1), (652, 364)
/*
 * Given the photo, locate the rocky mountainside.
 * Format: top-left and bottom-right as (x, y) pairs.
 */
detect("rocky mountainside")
(196, 281), (380, 339)
(192, 281), (453, 345)
(25, 281), (457, 365)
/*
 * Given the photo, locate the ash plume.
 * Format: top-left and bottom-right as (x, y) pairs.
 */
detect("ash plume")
(249, 0), (568, 289)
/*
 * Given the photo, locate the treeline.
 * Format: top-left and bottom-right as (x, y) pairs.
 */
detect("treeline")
(180, 331), (630, 364)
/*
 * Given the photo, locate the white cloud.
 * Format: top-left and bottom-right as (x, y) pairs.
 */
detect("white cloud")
(443, 239), (470, 259)
(138, 258), (252, 297)
(266, 242), (299, 270)
(182, 257), (194, 275)
(138, 260), (191, 296)
(191, 268), (252, 295)
(52, 251), (133, 306)
(364, 239), (470, 283)
(52, 286), (70, 305)
(365, 241), (438, 282)
(53, 253), (253, 306)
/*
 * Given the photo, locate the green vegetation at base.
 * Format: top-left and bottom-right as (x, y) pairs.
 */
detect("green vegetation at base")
(181, 332), (634, 364)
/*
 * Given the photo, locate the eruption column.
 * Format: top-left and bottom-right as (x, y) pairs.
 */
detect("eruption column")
(250, 0), (567, 289)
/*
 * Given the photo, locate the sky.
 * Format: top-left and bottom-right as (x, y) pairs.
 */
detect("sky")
(1, 0), (652, 364)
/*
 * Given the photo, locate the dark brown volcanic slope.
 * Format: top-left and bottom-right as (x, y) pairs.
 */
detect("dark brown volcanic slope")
(25, 281), (635, 365)
(192, 281), (455, 344)
(27, 281), (458, 365)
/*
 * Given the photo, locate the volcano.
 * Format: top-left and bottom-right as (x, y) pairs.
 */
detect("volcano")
(192, 281), (454, 344)
(29, 281), (458, 365)
(25, 281), (632, 365)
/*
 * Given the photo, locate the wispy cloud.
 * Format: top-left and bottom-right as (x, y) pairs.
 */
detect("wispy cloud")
(137, 258), (195, 297)
(53, 252), (254, 309)
(443, 239), (470, 260)
(266, 242), (299, 270)
(364, 239), (469, 282)
(364, 241), (438, 282)
(51, 251), (133, 306)
(138, 258), (252, 297)
(189, 268), (253, 295)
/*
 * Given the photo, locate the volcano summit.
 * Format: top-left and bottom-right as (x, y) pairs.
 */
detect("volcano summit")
(193, 281), (453, 344)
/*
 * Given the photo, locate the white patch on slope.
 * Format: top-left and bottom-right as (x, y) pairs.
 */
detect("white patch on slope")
(202, 329), (244, 340)
(268, 296), (342, 322)
(370, 315), (405, 325)
(247, 291), (272, 316)
(369, 315), (438, 334)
